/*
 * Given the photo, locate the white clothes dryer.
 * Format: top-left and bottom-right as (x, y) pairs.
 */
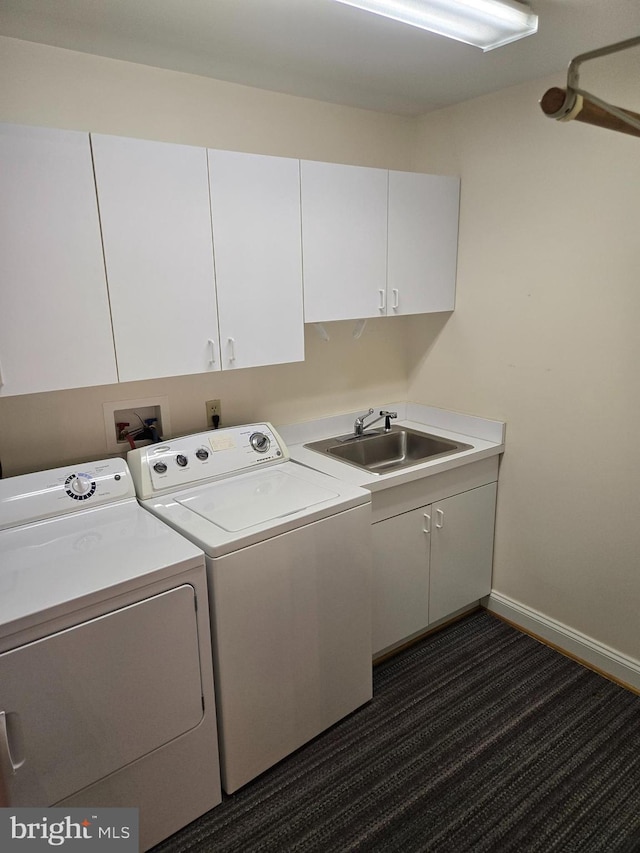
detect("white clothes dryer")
(128, 423), (372, 794)
(0, 458), (221, 850)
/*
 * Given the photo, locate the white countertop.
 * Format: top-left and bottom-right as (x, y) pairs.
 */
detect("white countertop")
(278, 402), (505, 492)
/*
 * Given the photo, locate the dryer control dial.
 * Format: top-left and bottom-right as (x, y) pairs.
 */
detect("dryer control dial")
(250, 432), (271, 454)
(64, 473), (97, 501)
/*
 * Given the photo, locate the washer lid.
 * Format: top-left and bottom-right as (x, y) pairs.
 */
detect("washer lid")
(175, 468), (339, 532)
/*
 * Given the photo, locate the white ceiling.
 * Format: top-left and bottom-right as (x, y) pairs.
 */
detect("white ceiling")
(1, 0), (639, 115)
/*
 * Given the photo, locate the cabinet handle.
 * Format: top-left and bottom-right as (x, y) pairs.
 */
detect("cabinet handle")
(378, 289), (386, 312)
(0, 711), (23, 778)
(423, 513), (431, 534)
(227, 337), (236, 363)
(0, 355), (4, 387)
(207, 339), (216, 365)
(392, 288), (399, 310)
(435, 508), (444, 529)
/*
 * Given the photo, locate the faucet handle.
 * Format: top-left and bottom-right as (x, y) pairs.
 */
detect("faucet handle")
(355, 407), (374, 424)
(354, 408), (375, 435)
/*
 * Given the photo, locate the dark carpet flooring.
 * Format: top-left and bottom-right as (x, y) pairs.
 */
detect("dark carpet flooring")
(152, 610), (640, 853)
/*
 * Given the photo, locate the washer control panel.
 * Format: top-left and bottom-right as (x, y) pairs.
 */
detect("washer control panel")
(0, 459), (134, 530)
(128, 424), (289, 498)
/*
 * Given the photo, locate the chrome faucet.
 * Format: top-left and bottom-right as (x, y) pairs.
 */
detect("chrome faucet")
(353, 408), (398, 436)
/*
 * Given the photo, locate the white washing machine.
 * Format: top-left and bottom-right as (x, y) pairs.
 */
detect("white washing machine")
(0, 458), (221, 850)
(128, 423), (372, 794)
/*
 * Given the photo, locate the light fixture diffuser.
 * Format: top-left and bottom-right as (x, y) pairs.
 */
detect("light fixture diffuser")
(332, 0), (538, 51)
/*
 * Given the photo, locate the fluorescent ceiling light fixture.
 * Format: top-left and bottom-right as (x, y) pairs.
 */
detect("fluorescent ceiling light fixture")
(332, 0), (538, 51)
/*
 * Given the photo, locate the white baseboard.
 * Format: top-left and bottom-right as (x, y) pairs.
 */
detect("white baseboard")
(483, 591), (640, 693)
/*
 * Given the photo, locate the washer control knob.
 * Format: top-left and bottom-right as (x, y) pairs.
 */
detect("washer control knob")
(176, 454), (188, 467)
(195, 448), (209, 461)
(153, 461), (168, 474)
(250, 432), (271, 454)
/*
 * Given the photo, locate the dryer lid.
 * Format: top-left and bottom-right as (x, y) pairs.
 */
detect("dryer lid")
(175, 468), (339, 532)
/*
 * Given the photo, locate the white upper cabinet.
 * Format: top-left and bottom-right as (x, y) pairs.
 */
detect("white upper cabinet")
(300, 160), (389, 323)
(387, 170), (460, 315)
(208, 150), (304, 370)
(301, 162), (459, 323)
(0, 120), (460, 397)
(91, 133), (221, 382)
(0, 123), (117, 397)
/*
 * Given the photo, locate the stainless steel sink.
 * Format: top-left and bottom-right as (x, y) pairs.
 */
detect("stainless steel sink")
(304, 426), (472, 474)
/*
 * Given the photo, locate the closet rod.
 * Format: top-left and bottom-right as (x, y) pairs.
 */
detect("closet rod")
(540, 35), (640, 138)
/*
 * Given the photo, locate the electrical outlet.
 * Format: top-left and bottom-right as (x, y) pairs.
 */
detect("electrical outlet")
(205, 399), (222, 427)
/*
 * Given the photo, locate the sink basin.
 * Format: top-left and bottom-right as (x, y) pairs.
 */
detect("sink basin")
(304, 426), (472, 475)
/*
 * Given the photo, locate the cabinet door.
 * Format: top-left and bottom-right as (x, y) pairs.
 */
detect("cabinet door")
(0, 123), (117, 396)
(371, 506), (431, 656)
(208, 150), (304, 370)
(429, 482), (497, 624)
(301, 160), (388, 322)
(92, 133), (220, 382)
(387, 170), (459, 315)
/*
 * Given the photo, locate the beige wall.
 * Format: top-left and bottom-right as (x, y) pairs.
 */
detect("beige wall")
(0, 36), (417, 475)
(0, 37), (418, 165)
(408, 74), (640, 660)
